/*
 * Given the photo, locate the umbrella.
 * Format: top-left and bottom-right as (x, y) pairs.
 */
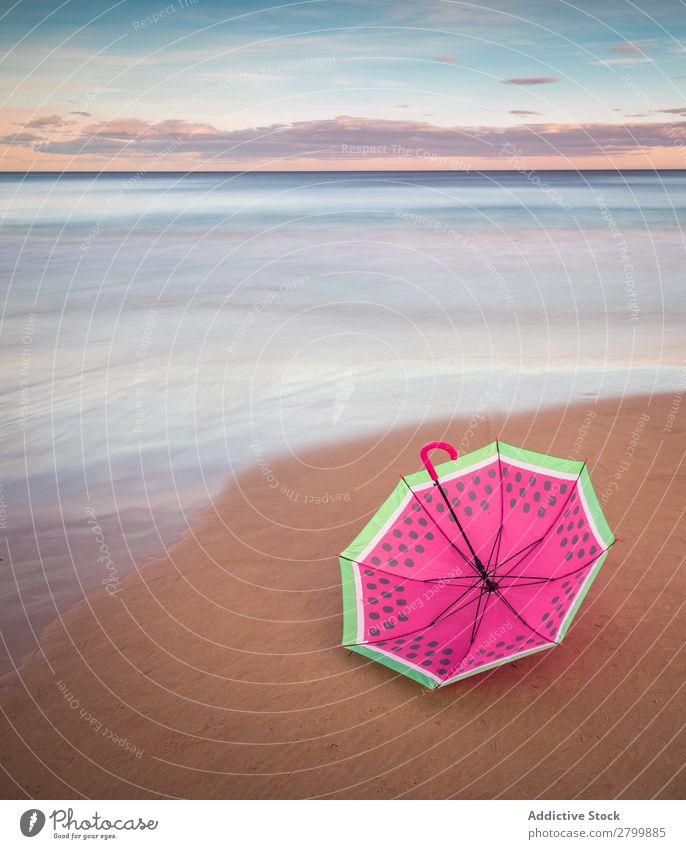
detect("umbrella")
(339, 439), (615, 688)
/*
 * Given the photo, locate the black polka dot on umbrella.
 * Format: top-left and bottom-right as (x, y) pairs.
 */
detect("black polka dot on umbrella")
(370, 627), (379, 636)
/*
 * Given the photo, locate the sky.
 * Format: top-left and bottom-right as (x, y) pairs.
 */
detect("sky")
(0, 0), (685, 170)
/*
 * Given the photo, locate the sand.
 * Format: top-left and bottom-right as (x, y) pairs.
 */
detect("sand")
(0, 393), (684, 800)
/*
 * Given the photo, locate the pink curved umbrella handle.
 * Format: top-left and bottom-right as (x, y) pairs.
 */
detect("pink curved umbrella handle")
(420, 441), (458, 482)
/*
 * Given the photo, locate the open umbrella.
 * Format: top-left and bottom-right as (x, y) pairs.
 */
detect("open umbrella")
(339, 439), (615, 688)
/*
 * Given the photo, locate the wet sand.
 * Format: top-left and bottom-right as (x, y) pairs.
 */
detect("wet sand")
(0, 393), (684, 799)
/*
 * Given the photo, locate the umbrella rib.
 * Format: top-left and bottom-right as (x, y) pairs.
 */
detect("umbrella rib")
(401, 477), (481, 578)
(345, 583), (480, 647)
(490, 536), (543, 574)
(431, 584), (483, 627)
(435, 480), (487, 574)
(493, 463), (587, 580)
(337, 554), (484, 588)
(496, 541), (615, 586)
(469, 582), (490, 644)
(441, 588), (493, 683)
(487, 436), (506, 573)
(493, 587), (557, 644)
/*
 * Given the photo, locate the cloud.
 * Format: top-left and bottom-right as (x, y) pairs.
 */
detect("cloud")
(509, 110), (542, 116)
(0, 132), (43, 144)
(501, 76), (559, 85)
(6, 114), (684, 163)
(396, 104), (411, 109)
(25, 114), (69, 128)
(609, 42), (645, 55)
(658, 107), (686, 115)
(70, 111), (91, 117)
(433, 54), (457, 63)
(593, 42), (651, 67)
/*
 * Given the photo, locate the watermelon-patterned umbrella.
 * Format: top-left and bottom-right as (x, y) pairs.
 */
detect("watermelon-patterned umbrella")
(339, 439), (615, 688)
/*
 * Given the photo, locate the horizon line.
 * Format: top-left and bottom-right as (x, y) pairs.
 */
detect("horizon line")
(2, 167), (686, 176)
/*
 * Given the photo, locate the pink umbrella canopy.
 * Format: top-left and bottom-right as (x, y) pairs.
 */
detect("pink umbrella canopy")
(339, 439), (615, 688)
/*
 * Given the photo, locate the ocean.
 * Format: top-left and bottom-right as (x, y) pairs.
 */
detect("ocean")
(1, 169), (684, 669)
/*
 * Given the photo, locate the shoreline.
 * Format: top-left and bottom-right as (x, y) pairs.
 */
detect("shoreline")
(0, 392), (684, 799)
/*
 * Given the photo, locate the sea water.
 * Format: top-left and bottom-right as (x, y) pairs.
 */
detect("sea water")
(0, 170), (684, 667)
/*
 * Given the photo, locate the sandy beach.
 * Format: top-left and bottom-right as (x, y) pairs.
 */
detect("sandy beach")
(0, 392), (684, 800)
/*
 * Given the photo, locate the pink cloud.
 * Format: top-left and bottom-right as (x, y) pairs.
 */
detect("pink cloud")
(502, 76), (559, 85)
(609, 42), (645, 55)
(4, 114), (685, 166)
